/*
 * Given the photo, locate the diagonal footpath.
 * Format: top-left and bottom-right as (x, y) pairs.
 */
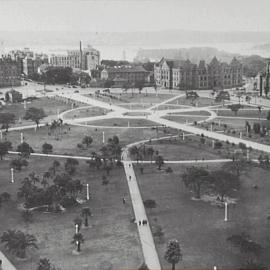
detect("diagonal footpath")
(122, 150), (161, 270)
(0, 251), (17, 270)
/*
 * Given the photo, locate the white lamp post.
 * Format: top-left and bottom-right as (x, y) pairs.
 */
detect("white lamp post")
(182, 132), (185, 141)
(20, 132), (24, 143)
(224, 202), (228, 222)
(212, 140), (215, 148)
(0, 130), (2, 141)
(86, 184), (90, 200)
(11, 168), (14, 183)
(75, 224), (79, 234)
(102, 131), (105, 144)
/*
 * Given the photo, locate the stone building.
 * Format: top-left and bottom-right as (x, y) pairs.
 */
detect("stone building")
(154, 57), (243, 90)
(0, 57), (21, 88)
(50, 44), (100, 72)
(100, 66), (149, 87)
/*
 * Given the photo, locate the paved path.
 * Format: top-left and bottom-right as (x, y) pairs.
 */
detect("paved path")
(0, 251), (16, 270)
(122, 150), (161, 270)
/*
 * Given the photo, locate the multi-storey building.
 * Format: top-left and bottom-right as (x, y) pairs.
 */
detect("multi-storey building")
(154, 57), (243, 90)
(50, 44), (100, 72)
(100, 66), (149, 87)
(0, 57), (21, 87)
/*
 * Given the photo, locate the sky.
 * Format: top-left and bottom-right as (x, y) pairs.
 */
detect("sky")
(0, 0), (270, 32)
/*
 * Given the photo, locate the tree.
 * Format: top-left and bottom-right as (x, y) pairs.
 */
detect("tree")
(164, 239), (182, 270)
(42, 143), (53, 154)
(253, 123), (261, 134)
(0, 141), (12, 160)
(211, 170), (240, 201)
(182, 166), (211, 199)
(155, 155), (164, 170)
(81, 207), (92, 227)
(64, 158), (79, 175)
(228, 104), (243, 116)
(36, 258), (58, 270)
(17, 142), (34, 158)
(52, 160), (60, 175)
(227, 233), (263, 266)
(24, 107), (46, 127)
(82, 136), (93, 147)
(146, 147), (154, 163)
(267, 110), (270, 121)
(1, 230), (38, 258)
(10, 158), (28, 171)
(71, 233), (84, 252)
(0, 113), (15, 132)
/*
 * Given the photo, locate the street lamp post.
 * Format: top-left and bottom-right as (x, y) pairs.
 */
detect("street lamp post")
(102, 131), (105, 144)
(11, 168), (14, 183)
(20, 132), (24, 143)
(224, 202), (228, 222)
(86, 183), (90, 200)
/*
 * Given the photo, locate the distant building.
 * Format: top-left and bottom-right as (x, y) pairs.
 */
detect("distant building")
(100, 66), (149, 87)
(8, 48), (48, 76)
(154, 57), (243, 90)
(50, 44), (100, 72)
(0, 57), (21, 88)
(256, 58), (270, 96)
(5, 89), (23, 103)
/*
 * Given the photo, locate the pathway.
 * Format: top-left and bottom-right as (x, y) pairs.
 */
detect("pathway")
(0, 251), (16, 270)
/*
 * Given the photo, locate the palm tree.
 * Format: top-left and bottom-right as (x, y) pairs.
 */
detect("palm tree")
(1, 230), (38, 258)
(81, 207), (92, 227)
(71, 233), (84, 252)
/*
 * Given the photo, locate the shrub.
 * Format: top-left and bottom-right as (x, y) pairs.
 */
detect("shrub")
(166, 167), (173, 173)
(143, 199), (156, 208)
(214, 141), (223, 149)
(59, 196), (78, 208)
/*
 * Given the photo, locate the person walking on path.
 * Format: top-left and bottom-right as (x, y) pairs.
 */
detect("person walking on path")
(122, 197), (126, 204)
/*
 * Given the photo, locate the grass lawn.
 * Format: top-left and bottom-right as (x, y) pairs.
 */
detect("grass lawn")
(135, 163), (270, 269)
(84, 93), (175, 108)
(1, 97), (73, 128)
(144, 139), (228, 161)
(0, 156), (142, 270)
(169, 97), (222, 107)
(63, 106), (108, 120)
(4, 125), (177, 156)
(169, 110), (211, 116)
(214, 108), (268, 118)
(87, 118), (159, 128)
(162, 115), (209, 124)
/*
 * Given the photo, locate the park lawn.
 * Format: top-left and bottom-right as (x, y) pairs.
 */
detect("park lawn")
(162, 115), (209, 124)
(154, 104), (192, 111)
(214, 108), (268, 118)
(118, 103), (158, 110)
(1, 97), (72, 128)
(144, 139), (227, 161)
(0, 156), (143, 270)
(87, 118), (159, 128)
(169, 97), (221, 107)
(135, 163), (270, 269)
(63, 106), (108, 120)
(169, 110), (211, 116)
(4, 125), (177, 156)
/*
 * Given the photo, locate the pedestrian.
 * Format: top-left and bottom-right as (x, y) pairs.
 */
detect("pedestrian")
(0, 259), (3, 270)
(138, 220), (141, 226)
(129, 164), (131, 167)
(122, 197), (126, 204)
(129, 176), (131, 180)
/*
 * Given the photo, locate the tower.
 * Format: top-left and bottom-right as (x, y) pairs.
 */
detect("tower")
(79, 40), (83, 71)
(264, 58), (270, 96)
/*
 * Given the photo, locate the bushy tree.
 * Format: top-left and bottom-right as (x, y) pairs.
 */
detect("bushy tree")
(1, 230), (38, 258)
(17, 142), (34, 158)
(82, 136), (93, 147)
(0, 141), (12, 160)
(211, 170), (240, 201)
(0, 113), (15, 132)
(164, 239), (182, 270)
(24, 107), (46, 127)
(228, 104), (243, 116)
(64, 158), (79, 175)
(182, 166), (211, 199)
(42, 143), (53, 154)
(10, 158), (28, 171)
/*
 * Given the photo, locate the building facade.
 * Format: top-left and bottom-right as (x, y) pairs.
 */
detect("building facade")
(154, 57), (243, 90)
(101, 66), (149, 87)
(0, 57), (21, 88)
(50, 45), (100, 72)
